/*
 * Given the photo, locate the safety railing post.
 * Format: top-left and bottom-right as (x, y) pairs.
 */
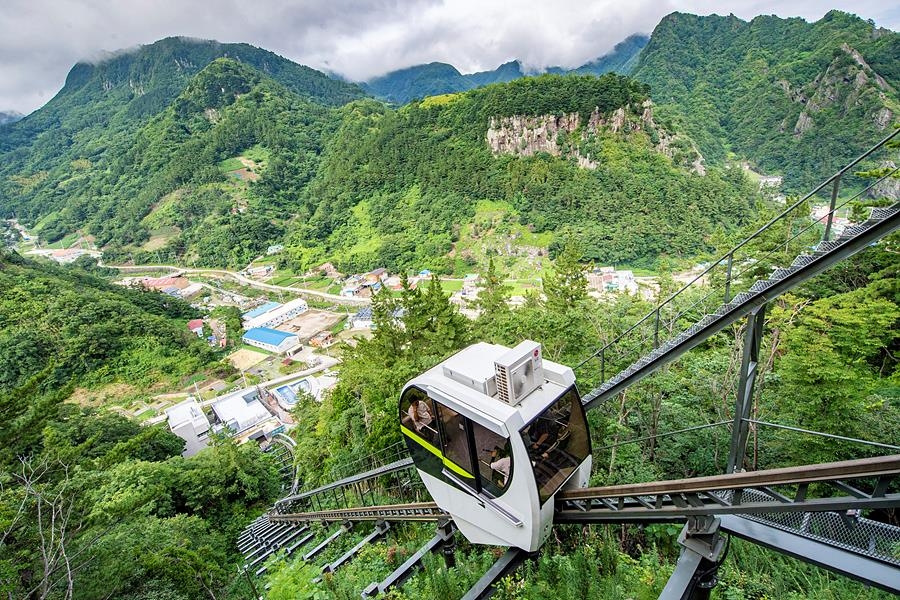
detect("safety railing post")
(823, 175), (841, 241)
(654, 307), (661, 349)
(600, 350), (605, 382)
(724, 252), (733, 303)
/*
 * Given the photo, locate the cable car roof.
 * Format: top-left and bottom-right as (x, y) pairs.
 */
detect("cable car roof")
(406, 342), (575, 435)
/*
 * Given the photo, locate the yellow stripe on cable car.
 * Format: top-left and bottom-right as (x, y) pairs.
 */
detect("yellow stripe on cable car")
(401, 425), (474, 479)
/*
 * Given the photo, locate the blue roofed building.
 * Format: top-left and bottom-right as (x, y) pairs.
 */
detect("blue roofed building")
(242, 298), (308, 330)
(242, 301), (282, 326)
(242, 327), (300, 354)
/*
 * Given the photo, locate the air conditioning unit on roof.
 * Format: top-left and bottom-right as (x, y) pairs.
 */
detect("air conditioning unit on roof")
(494, 340), (543, 405)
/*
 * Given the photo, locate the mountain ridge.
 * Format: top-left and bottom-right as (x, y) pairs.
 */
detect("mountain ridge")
(361, 34), (649, 105)
(631, 9), (900, 190)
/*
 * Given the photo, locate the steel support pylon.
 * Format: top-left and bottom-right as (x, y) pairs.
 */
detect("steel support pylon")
(727, 305), (766, 473)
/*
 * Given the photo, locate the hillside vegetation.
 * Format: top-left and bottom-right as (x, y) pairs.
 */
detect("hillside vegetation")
(632, 10), (900, 190)
(0, 250), (284, 599)
(0, 250), (224, 458)
(2, 54), (759, 272)
(285, 73), (757, 273)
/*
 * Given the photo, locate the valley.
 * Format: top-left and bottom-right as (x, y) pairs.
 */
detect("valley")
(0, 7), (898, 600)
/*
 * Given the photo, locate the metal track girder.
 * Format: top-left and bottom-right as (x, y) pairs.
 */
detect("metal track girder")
(583, 202), (900, 409)
(272, 502), (447, 525)
(720, 515), (900, 595)
(555, 455), (900, 522)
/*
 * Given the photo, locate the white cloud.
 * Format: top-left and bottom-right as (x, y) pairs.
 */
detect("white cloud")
(0, 0), (896, 114)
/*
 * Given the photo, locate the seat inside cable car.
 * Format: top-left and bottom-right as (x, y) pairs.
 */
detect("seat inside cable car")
(520, 386), (591, 505)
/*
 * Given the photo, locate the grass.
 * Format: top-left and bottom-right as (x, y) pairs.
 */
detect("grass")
(243, 144), (271, 166)
(44, 232), (80, 249)
(269, 275), (303, 286)
(440, 279), (464, 293)
(509, 279), (542, 296)
(218, 157), (244, 172)
(329, 316), (348, 334)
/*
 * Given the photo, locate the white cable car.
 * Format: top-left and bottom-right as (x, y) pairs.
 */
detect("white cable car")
(399, 340), (592, 551)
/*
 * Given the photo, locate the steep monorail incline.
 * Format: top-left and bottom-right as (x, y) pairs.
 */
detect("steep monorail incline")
(239, 130), (900, 596)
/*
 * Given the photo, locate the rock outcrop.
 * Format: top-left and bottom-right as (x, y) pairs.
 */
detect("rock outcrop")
(486, 100), (706, 174)
(779, 43), (897, 135)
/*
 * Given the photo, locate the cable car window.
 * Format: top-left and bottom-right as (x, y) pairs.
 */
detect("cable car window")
(471, 421), (513, 497)
(400, 387), (442, 480)
(520, 386), (591, 505)
(400, 387), (438, 445)
(436, 403), (476, 484)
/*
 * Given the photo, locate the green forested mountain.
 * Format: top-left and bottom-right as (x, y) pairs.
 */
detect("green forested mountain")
(631, 10), (900, 190)
(360, 35), (648, 105)
(1, 51), (758, 271)
(2, 56), (341, 266)
(571, 34), (649, 76)
(0, 37), (363, 245)
(284, 73), (757, 273)
(362, 62), (478, 104)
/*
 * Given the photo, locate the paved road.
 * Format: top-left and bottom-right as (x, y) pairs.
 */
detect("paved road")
(107, 264), (370, 306)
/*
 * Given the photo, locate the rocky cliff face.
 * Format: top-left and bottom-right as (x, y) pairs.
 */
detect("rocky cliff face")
(783, 43), (896, 137)
(486, 100), (705, 174)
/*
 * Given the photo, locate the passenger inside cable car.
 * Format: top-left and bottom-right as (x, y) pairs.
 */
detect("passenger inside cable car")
(400, 387), (514, 498)
(521, 387), (590, 504)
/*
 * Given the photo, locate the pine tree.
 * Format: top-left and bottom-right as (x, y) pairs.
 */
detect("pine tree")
(543, 237), (589, 311)
(477, 256), (511, 317)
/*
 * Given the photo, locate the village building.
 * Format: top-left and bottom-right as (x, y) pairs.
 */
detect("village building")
(812, 205), (850, 237)
(165, 399), (211, 457)
(242, 297), (308, 330)
(242, 301), (281, 324)
(365, 268), (389, 284)
(187, 319), (204, 337)
(50, 248), (85, 264)
(242, 327), (301, 354)
(383, 275), (405, 291)
(315, 262), (342, 279)
(245, 265), (274, 278)
(308, 330), (335, 348)
(211, 389), (281, 443)
(180, 283), (204, 299)
(587, 267), (639, 294)
(349, 306), (405, 329)
(350, 307), (375, 329)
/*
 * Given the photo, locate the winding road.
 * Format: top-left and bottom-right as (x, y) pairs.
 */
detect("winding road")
(106, 264), (371, 306)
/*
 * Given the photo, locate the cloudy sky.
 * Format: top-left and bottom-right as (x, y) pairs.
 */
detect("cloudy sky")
(1, 0), (897, 114)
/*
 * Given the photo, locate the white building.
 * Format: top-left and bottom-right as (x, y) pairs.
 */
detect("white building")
(242, 327), (300, 354)
(165, 399), (211, 457)
(243, 297), (308, 330)
(211, 389), (280, 443)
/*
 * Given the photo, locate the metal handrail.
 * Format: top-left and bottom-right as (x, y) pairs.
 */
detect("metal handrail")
(575, 128), (900, 381)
